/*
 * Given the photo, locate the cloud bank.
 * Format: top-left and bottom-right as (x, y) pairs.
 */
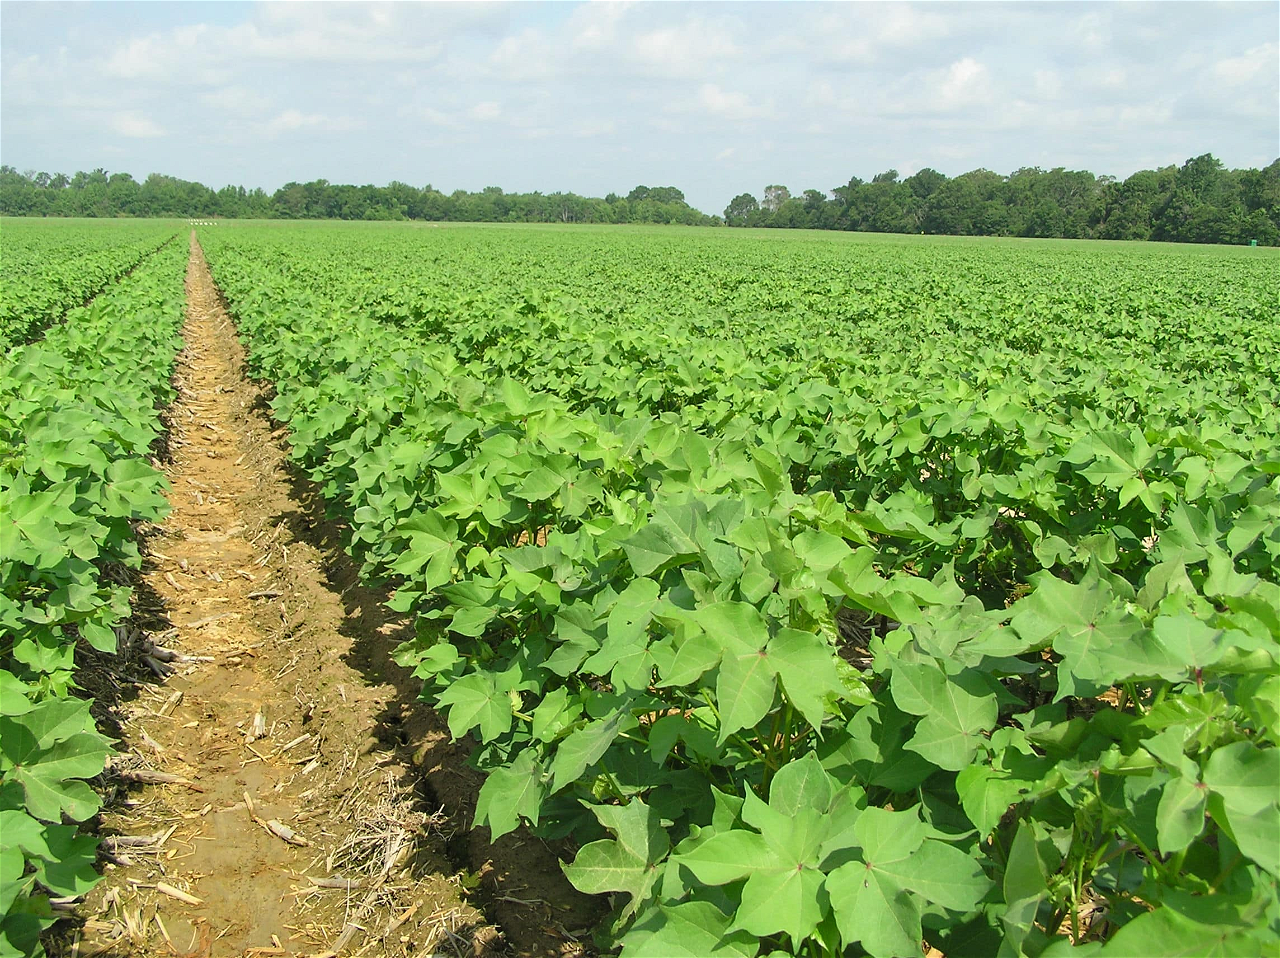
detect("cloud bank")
(2, 1), (1275, 214)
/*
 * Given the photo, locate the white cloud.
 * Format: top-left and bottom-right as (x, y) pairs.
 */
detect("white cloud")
(260, 110), (362, 136)
(631, 19), (739, 78)
(683, 83), (774, 122)
(109, 112), (164, 138)
(1, 0), (1274, 215)
(488, 27), (556, 80)
(1033, 70), (1062, 99)
(938, 58), (992, 107)
(575, 120), (617, 139)
(198, 86), (272, 115)
(103, 24), (225, 84)
(1213, 43), (1278, 85)
(570, 2), (632, 52)
(813, 3), (955, 67)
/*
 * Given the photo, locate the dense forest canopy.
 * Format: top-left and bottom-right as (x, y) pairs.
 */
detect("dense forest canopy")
(0, 169), (715, 226)
(727, 154), (1280, 245)
(2, 153), (1277, 245)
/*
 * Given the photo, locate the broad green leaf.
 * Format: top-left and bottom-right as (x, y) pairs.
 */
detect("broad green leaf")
(714, 645), (777, 744)
(1155, 776), (1207, 854)
(1201, 741), (1278, 817)
(674, 828), (771, 885)
(531, 687), (579, 743)
(1099, 905), (1266, 957)
(891, 662), (997, 771)
(550, 709), (637, 790)
(827, 860), (921, 958)
(768, 751), (836, 818)
(621, 522), (698, 576)
(474, 752), (546, 839)
(620, 901), (756, 958)
(564, 799), (669, 914)
(435, 672), (512, 743)
(770, 628), (845, 731)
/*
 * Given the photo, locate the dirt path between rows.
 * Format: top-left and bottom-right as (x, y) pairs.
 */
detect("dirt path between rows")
(69, 236), (596, 957)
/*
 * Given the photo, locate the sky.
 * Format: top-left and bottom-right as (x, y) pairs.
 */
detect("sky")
(1, 1), (1276, 215)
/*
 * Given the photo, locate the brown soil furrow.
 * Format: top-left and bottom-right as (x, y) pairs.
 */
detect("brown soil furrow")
(73, 235), (493, 957)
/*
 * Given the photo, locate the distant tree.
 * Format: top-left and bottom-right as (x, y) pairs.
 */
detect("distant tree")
(762, 184), (790, 213)
(904, 168), (947, 200)
(724, 192), (760, 227)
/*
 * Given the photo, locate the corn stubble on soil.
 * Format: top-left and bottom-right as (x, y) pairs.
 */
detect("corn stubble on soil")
(71, 236), (594, 958)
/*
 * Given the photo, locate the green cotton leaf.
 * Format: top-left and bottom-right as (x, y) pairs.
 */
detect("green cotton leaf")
(770, 629), (845, 732)
(1201, 741), (1279, 817)
(498, 377), (535, 416)
(474, 751), (546, 839)
(531, 687), (580, 743)
(2, 735), (107, 823)
(674, 828), (772, 885)
(621, 522), (699, 576)
(681, 794), (829, 944)
(732, 852), (826, 944)
(886, 839), (991, 912)
(31, 824), (100, 898)
(102, 457), (168, 518)
(1202, 741), (1280, 875)
(0, 844), (28, 916)
(550, 709), (637, 790)
(692, 601), (769, 656)
(512, 466), (563, 502)
(714, 645), (777, 745)
(658, 631), (721, 688)
(826, 806), (934, 956)
(78, 619), (117, 653)
(585, 577), (660, 691)
(1217, 796), (1280, 877)
(0, 811), (52, 859)
(792, 529), (853, 574)
(891, 662), (997, 771)
(767, 751), (836, 818)
(403, 641), (460, 682)
(14, 698), (98, 748)
(1099, 904), (1267, 957)
(435, 672), (512, 743)
(957, 763), (1042, 837)
(1147, 614), (1227, 673)
(1155, 776), (1207, 855)
(389, 529), (454, 579)
(564, 799), (669, 915)
(827, 865), (920, 957)
(1003, 819), (1050, 906)
(620, 901), (756, 958)
(447, 605), (497, 637)
(0, 673), (34, 716)
(3, 489), (74, 567)
(1011, 574), (1143, 699)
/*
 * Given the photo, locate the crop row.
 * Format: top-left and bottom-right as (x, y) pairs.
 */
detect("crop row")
(199, 225), (1278, 957)
(0, 220), (180, 350)
(0, 240), (187, 955)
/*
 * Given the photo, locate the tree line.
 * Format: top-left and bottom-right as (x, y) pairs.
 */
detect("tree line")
(0, 170), (716, 226)
(726, 154), (1280, 245)
(2, 154), (1277, 245)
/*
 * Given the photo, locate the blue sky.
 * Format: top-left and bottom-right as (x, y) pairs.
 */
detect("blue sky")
(1, 1), (1276, 214)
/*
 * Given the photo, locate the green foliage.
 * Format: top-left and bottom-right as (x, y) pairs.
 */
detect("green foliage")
(203, 222), (1279, 956)
(0, 219), (177, 348)
(0, 232), (186, 955)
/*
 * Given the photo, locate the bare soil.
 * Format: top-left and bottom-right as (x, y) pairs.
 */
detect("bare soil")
(66, 236), (599, 957)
